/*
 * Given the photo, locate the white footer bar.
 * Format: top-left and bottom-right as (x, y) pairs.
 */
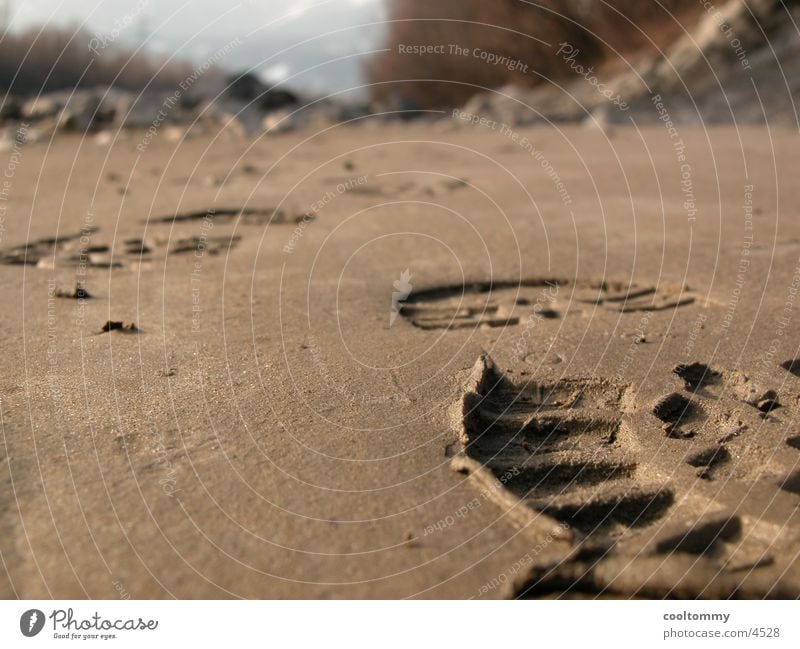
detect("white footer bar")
(1, 600), (796, 647)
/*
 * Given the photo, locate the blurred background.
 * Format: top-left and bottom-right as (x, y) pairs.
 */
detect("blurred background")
(1, 0), (798, 142)
(0, 0), (386, 96)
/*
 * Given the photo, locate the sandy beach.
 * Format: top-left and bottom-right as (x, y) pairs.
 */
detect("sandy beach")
(1, 120), (798, 598)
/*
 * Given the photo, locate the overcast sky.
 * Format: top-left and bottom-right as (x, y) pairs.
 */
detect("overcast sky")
(3, 0), (387, 95)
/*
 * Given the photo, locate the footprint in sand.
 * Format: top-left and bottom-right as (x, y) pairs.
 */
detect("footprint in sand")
(165, 234), (242, 256)
(780, 358), (800, 378)
(146, 205), (310, 226)
(123, 232), (244, 259)
(0, 228), (246, 269)
(0, 227), (120, 268)
(451, 354), (800, 598)
(329, 174), (468, 199)
(652, 363), (785, 449)
(400, 278), (707, 331)
(452, 356), (672, 535)
(0, 205), (313, 271)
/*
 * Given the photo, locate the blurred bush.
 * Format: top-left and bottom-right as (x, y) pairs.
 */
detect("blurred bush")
(366, 0), (702, 109)
(0, 26), (197, 96)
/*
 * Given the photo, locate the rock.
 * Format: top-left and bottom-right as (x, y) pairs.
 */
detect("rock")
(224, 72), (298, 111)
(62, 91), (121, 131)
(0, 129), (17, 153)
(225, 72), (267, 102)
(24, 119), (58, 143)
(21, 96), (61, 121)
(260, 89), (298, 112)
(163, 126), (185, 143)
(582, 106), (615, 136)
(54, 283), (92, 299)
(262, 109), (300, 134)
(453, 0), (797, 127)
(213, 110), (249, 138)
(608, 0), (796, 125)
(98, 321), (139, 334)
(0, 96), (22, 122)
(19, 89), (123, 133)
(94, 131), (114, 146)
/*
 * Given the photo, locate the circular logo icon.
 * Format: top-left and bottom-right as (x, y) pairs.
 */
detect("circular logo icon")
(20, 609), (45, 637)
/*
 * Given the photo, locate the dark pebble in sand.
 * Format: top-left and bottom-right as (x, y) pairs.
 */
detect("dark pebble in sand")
(99, 321), (139, 334)
(55, 283), (92, 299)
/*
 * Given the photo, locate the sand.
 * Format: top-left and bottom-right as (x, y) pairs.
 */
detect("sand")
(1, 121), (799, 598)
